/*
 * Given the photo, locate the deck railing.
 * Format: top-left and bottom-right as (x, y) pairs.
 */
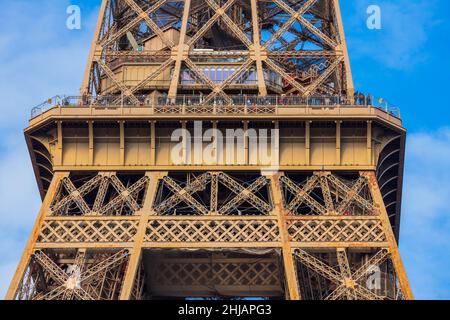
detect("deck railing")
(30, 94), (401, 119)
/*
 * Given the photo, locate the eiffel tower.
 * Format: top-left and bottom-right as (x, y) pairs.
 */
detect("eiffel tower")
(6, 0), (412, 300)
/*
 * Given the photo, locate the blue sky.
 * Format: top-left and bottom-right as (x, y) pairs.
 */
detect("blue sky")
(0, 0), (449, 299)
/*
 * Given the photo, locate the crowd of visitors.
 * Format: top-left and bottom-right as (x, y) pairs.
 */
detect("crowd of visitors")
(354, 91), (373, 106)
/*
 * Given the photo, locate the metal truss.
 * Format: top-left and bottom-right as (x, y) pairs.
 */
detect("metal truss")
(8, 171), (413, 300)
(82, 0), (354, 100)
(153, 172), (272, 216)
(294, 248), (393, 300)
(50, 174), (149, 216)
(17, 249), (129, 300)
(280, 172), (375, 216)
(38, 218), (139, 244)
(8, 0), (414, 302)
(287, 217), (386, 243)
(154, 173), (211, 215)
(218, 173), (272, 215)
(146, 217), (280, 243)
(142, 252), (283, 298)
(129, 262), (145, 300)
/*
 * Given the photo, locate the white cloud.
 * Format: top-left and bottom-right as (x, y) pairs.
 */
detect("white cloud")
(401, 129), (450, 299)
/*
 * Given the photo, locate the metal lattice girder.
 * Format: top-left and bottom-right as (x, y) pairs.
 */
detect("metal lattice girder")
(210, 173), (219, 213)
(81, 249), (129, 284)
(146, 218), (280, 242)
(100, 175), (149, 215)
(32, 249), (128, 300)
(294, 249), (341, 284)
(272, 0), (338, 48)
(33, 250), (69, 285)
(281, 173), (375, 216)
(280, 175), (327, 215)
(130, 262), (145, 300)
(318, 174), (335, 214)
(336, 248), (357, 300)
(154, 173), (211, 215)
(184, 58), (232, 104)
(93, 58), (141, 105)
(123, 0), (175, 49)
(287, 218), (386, 243)
(303, 57), (343, 96)
(264, 0), (319, 49)
(52, 175), (103, 215)
(82, 0), (355, 98)
(51, 174), (149, 216)
(218, 173), (272, 215)
(111, 58), (175, 105)
(202, 58), (254, 104)
(295, 248), (390, 300)
(15, 263), (37, 300)
(186, 0), (237, 47)
(204, 0), (253, 49)
(336, 177), (367, 213)
(150, 257), (281, 290)
(92, 176), (110, 213)
(325, 280), (383, 301)
(326, 174), (375, 214)
(100, 0), (167, 48)
(61, 249), (87, 300)
(32, 250), (94, 300)
(38, 218), (139, 243)
(352, 249), (390, 282)
(264, 58), (306, 95)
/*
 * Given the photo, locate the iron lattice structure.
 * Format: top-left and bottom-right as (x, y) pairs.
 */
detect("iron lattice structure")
(82, 0), (354, 100)
(7, 0), (412, 300)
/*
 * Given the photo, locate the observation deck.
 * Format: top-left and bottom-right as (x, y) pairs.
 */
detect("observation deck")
(25, 95), (406, 238)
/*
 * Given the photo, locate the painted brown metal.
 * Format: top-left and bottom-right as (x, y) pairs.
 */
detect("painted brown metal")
(8, 0), (411, 300)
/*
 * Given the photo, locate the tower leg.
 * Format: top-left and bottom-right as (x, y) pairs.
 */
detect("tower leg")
(81, 0), (108, 95)
(119, 172), (167, 300)
(5, 172), (68, 300)
(266, 173), (301, 300)
(362, 171), (414, 300)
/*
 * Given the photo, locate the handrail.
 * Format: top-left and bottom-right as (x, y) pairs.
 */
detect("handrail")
(30, 94), (402, 120)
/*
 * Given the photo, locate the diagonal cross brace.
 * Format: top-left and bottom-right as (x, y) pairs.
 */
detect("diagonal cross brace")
(123, 0), (174, 48)
(264, 0), (319, 49)
(218, 173), (272, 215)
(325, 175), (374, 214)
(161, 175), (210, 215)
(204, 0), (253, 48)
(32, 250), (94, 300)
(280, 175), (327, 215)
(100, 176), (149, 215)
(52, 176), (103, 215)
(324, 249), (389, 300)
(100, 0), (167, 47)
(294, 249), (341, 284)
(154, 173), (211, 215)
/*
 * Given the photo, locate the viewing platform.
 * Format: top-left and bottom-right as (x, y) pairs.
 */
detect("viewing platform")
(29, 94), (403, 131)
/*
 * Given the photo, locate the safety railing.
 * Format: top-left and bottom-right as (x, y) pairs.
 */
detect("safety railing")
(30, 94), (401, 119)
